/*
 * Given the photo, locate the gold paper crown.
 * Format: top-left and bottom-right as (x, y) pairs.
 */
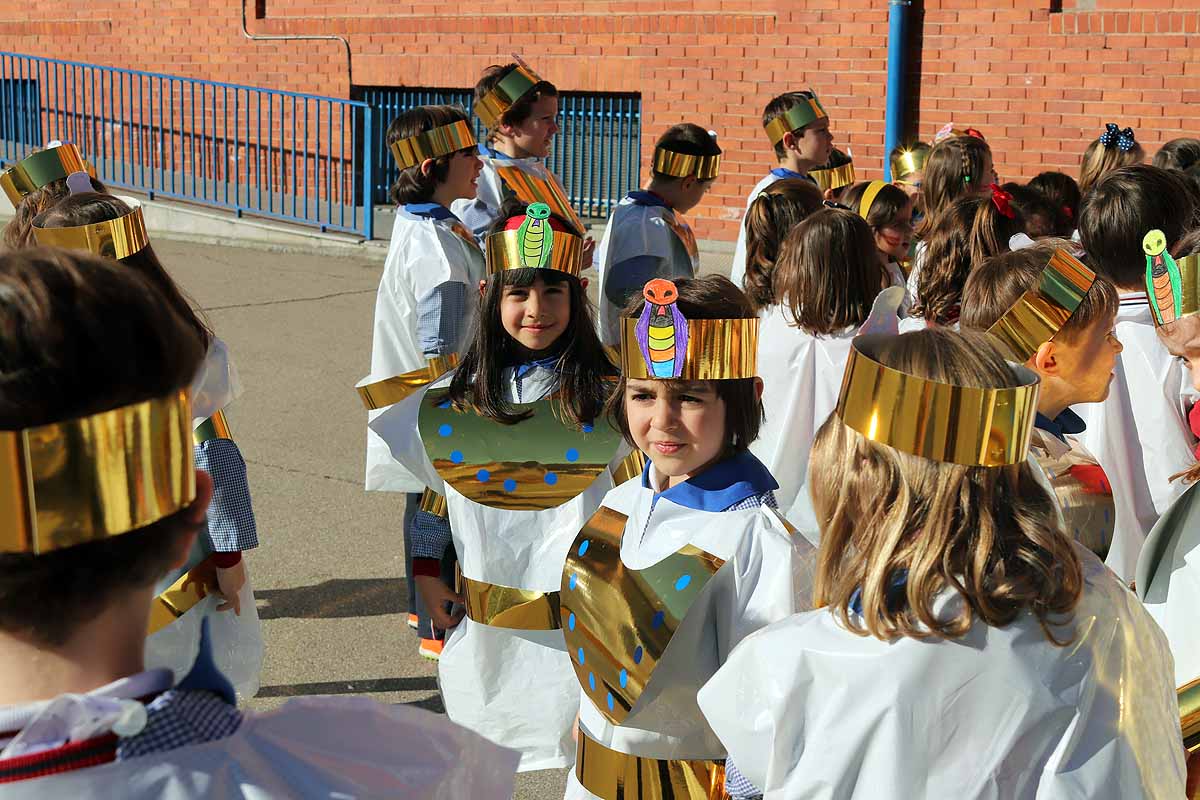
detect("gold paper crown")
(763, 93), (828, 147)
(0, 143), (90, 205)
(811, 160), (856, 192)
(835, 334), (1040, 467)
(0, 389), (196, 555)
(891, 145), (931, 182)
(986, 249), (1096, 362)
(357, 354), (460, 411)
(1173, 253), (1200, 321)
(1143, 228), (1200, 328)
(32, 197), (150, 260)
(652, 147), (721, 180)
(485, 202), (584, 277)
(475, 64), (542, 129)
(389, 119), (477, 170)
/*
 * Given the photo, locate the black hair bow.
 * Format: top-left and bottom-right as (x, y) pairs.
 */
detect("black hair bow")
(1099, 123), (1136, 152)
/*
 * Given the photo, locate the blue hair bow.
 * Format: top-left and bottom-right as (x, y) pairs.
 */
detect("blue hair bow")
(1099, 123), (1137, 153)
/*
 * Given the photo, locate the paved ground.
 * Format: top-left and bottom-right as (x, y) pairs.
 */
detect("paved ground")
(161, 236), (729, 799)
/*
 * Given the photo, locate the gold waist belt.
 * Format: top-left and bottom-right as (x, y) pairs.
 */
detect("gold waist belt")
(456, 570), (561, 630)
(576, 731), (728, 800)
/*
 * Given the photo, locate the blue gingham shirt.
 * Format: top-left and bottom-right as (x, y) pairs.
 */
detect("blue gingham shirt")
(117, 689), (242, 760)
(417, 281), (467, 358)
(194, 438), (259, 552)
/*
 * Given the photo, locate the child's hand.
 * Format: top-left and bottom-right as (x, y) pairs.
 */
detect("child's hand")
(414, 574), (465, 631)
(215, 560), (247, 615)
(182, 558), (217, 598)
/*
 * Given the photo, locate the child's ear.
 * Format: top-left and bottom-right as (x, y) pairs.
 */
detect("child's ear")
(781, 130), (798, 152)
(1031, 340), (1060, 376)
(680, 175), (697, 193)
(753, 376), (765, 401)
(579, 277), (589, 291)
(822, 188), (836, 201)
(479, 279), (488, 297)
(419, 158), (436, 177)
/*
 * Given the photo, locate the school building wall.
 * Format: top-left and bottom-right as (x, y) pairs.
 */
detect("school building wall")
(6, 0), (1200, 242)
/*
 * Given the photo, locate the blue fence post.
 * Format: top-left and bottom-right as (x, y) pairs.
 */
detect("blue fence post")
(362, 105), (374, 240)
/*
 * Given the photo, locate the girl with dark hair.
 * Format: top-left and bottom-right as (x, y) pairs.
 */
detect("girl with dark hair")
(739, 178), (823, 310)
(842, 179), (916, 294)
(370, 201), (628, 773)
(0, 142), (106, 248)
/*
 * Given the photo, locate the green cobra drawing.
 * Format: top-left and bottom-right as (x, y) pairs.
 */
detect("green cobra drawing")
(517, 202), (553, 268)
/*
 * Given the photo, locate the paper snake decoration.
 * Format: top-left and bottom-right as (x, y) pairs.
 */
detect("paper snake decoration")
(635, 279), (688, 378)
(1143, 229), (1182, 326)
(516, 202), (553, 269)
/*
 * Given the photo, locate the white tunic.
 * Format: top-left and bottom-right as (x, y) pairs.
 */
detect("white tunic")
(1073, 293), (1198, 581)
(699, 543), (1186, 799)
(450, 146), (577, 241)
(1137, 479), (1200, 688)
(370, 366), (624, 771)
(364, 207), (485, 493)
(730, 171), (788, 290)
(2, 697), (518, 799)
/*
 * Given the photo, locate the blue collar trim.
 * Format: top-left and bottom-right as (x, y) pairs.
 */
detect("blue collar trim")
(849, 569), (909, 615)
(770, 167), (805, 179)
(1035, 409), (1086, 442)
(514, 355), (562, 379)
(478, 143), (517, 162)
(175, 618), (237, 706)
(643, 450), (779, 512)
(403, 202), (455, 221)
(627, 190), (669, 209)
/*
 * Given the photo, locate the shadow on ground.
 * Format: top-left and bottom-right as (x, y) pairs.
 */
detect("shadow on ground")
(256, 578), (408, 620)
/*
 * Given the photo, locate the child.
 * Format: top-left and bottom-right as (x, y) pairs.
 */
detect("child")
(1002, 182), (1059, 239)
(889, 141), (931, 215)
(1076, 164), (1198, 580)
(810, 147), (856, 201)
(1029, 171), (1082, 238)
(1153, 137), (1200, 173)
(1079, 123), (1144, 197)
(595, 123), (721, 345)
(842, 179), (914, 290)
(699, 327), (1185, 798)
(750, 207), (891, 533)
(30, 191), (262, 700)
(960, 242), (1125, 563)
(560, 274), (806, 800)
(0, 141), (105, 248)
(0, 246), (518, 797)
(361, 104), (486, 657)
(452, 62), (587, 242)
(740, 178), (823, 310)
(730, 91), (832, 287)
(912, 186), (1024, 327)
(370, 201), (628, 771)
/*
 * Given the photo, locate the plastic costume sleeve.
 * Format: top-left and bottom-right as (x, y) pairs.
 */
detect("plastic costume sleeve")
(730, 172), (786, 289)
(697, 544), (1186, 799)
(365, 209), (485, 493)
(1073, 297), (1197, 580)
(1137, 480), (1200, 687)
(1, 697), (519, 800)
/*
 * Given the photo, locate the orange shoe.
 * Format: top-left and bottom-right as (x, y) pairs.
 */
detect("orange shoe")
(407, 613), (418, 630)
(419, 638), (444, 660)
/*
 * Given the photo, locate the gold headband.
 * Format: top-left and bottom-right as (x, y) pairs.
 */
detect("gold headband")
(475, 64), (542, 129)
(835, 334), (1040, 466)
(1174, 253), (1200, 321)
(356, 355), (460, 411)
(986, 249), (1096, 362)
(0, 144), (89, 204)
(619, 317), (758, 381)
(0, 389), (196, 554)
(763, 94), (828, 147)
(32, 199), (150, 260)
(811, 160), (855, 192)
(858, 180), (888, 220)
(891, 147), (930, 181)
(485, 202), (583, 277)
(652, 148), (721, 180)
(389, 120), (477, 170)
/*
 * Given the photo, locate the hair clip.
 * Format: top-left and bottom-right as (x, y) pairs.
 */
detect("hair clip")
(1099, 123), (1137, 152)
(989, 183), (1016, 220)
(822, 199), (851, 211)
(1062, 205), (1073, 220)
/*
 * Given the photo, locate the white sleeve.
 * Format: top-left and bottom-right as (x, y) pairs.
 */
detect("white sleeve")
(367, 383), (445, 493)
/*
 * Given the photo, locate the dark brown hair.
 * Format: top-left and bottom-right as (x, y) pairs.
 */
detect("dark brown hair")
(1154, 138), (1200, 173)
(386, 105), (473, 206)
(474, 63), (558, 137)
(841, 180), (912, 233)
(650, 123), (722, 182)
(1, 172), (106, 249)
(917, 135), (992, 240)
(742, 178), (823, 310)
(773, 207), (887, 335)
(1028, 171), (1081, 237)
(607, 275), (763, 453)
(762, 91), (823, 160)
(1078, 164), (1196, 290)
(960, 240), (1119, 345)
(0, 247), (207, 646)
(1002, 182), (1058, 239)
(914, 194), (1023, 325)
(33, 193), (212, 350)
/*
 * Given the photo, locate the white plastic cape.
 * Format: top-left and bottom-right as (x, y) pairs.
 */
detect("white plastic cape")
(730, 172), (785, 290)
(1138, 480), (1200, 688)
(595, 197), (698, 346)
(364, 208), (485, 493)
(450, 150), (573, 241)
(1073, 294), (1198, 580)
(189, 337), (241, 427)
(698, 544), (1186, 799)
(370, 366), (624, 771)
(565, 470), (813, 800)
(3, 697), (519, 799)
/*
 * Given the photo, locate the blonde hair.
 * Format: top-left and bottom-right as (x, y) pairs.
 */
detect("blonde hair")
(1078, 136), (1144, 197)
(809, 328), (1083, 644)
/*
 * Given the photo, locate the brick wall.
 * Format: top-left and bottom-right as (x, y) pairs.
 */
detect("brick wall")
(5, 0), (1200, 241)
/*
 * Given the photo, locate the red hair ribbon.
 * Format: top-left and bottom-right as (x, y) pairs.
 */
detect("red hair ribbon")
(1062, 205), (1074, 220)
(989, 183), (1015, 220)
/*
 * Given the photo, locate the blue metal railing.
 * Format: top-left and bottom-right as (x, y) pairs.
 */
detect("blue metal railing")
(356, 86), (641, 219)
(0, 52), (374, 238)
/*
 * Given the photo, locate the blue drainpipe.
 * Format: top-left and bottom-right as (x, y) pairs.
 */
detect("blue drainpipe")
(884, 0), (912, 181)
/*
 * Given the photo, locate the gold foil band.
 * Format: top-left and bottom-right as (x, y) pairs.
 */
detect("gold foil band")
(763, 95), (828, 147)
(1172, 254), (1200, 323)
(485, 226), (584, 277)
(1181, 676), (1200, 751)
(418, 488), (448, 519)
(835, 334), (1040, 467)
(609, 450), (647, 486)
(652, 148), (721, 180)
(193, 410), (233, 445)
(619, 317), (759, 381)
(0, 143), (89, 204)
(0, 389), (196, 554)
(986, 249), (1096, 362)
(389, 120), (477, 170)
(810, 161), (856, 192)
(475, 64), (542, 129)
(493, 165), (586, 235)
(32, 202), (150, 260)
(146, 571), (207, 636)
(575, 730), (728, 800)
(858, 180), (888, 220)
(891, 146), (930, 181)
(356, 355), (459, 411)
(457, 569), (562, 630)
